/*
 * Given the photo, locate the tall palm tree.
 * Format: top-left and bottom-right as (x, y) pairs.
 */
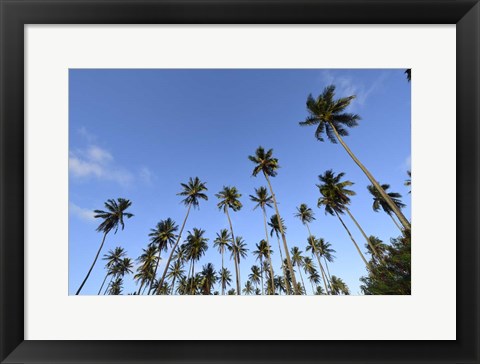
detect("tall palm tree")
(200, 263), (217, 295)
(249, 265), (262, 292)
(308, 270), (321, 295)
(76, 198), (133, 295)
(215, 186), (243, 294)
(108, 277), (123, 295)
(213, 229), (232, 295)
(134, 245), (158, 295)
(157, 177), (208, 293)
(290, 247), (307, 294)
(98, 246), (126, 295)
(249, 186), (276, 292)
(166, 259), (184, 295)
(269, 215), (290, 294)
(248, 147), (299, 294)
(365, 236), (389, 264)
(305, 236), (330, 294)
(330, 275), (350, 295)
(219, 267), (232, 294)
(302, 257), (317, 294)
(148, 218), (178, 294)
(184, 228), (209, 295)
(316, 238), (336, 281)
(299, 85), (410, 231)
(252, 240), (271, 295)
(367, 184), (406, 232)
(317, 170), (378, 267)
(228, 236), (248, 291)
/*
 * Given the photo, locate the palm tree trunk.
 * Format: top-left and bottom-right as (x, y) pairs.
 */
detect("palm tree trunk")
(276, 236), (290, 295)
(323, 257), (332, 281)
(190, 260), (196, 295)
(76, 231), (108, 295)
(334, 210), (371, 269)
(137, 280), (145, 295)
(260, 257), (264, 295)
(388, 212), (403, 232)
(148, 249), (163, 295)
(221, 248), (225, 295)
(157, 204), (192, 294)
(297, 264), (306, 294)
(171, 275), (177, 295)
(262, 208), (276, 294)
(328, 121), (411, 231)
(98, 272), (109, 295)
(225, 207), (241, 295)
(263, 173), (299, 294)
(304, 222), (329, 294)
(103, 274), (115, 295)
(344, 207), (383, 262)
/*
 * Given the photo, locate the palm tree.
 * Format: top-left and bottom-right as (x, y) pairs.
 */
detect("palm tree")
(252, 240), (271, 294)
(227, 288), (236, 295)
(249, 265), (262, 292)
(134, 245), (158, 294)
(157, 177), (208, 293)
(316, 238), (336, 281)
(213, 229), (232, 295)
(290, 247), (307, 294)
(108, 277), (123, 295)
(366, 236), (389, 264)
(166, 259), (184, 295)
(269, 215), (290, 294)
(305, 236), (331, 293)
(299, 85), (410, 231)
(147, 218), (178, 294)
(184, 228), (209, 295)
(228, 236), (248, 291)
(330, 276), (350, 295)
(248, 147), (299, 294)
(219, 268), (233, 293)
(216, 186), (243, 294)
(243, 280), (254, 295)
(98, 246), (126, 295)
(200, 263), (217, 295)
(317, 170), (376, 267)
(76, 198), (133, 295)
(314, 286), (325, 295)
(367, 184), (406, 232)
(302, 257), (317, 294)
(308, 269), (321, 295)
(249, 186), (276, 292)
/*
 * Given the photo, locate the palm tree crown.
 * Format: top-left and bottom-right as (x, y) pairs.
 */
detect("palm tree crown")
(216, 186), (243, 212)
(149, 218), (178, 252)
(367, 184), (405, 215)
(94, 198), (134, 234)
(177, 177), (208, 208)
(249, 186), (273, 210)
(295, 203), (316, 225)
(248, 146), (279, 177)
(317, 170), (355, 215)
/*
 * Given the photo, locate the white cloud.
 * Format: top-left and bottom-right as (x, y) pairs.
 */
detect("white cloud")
(69, 145), (133, 187)
(77, 126), (96, 142)
(70, 202), (95, 222)
(139, 166), (154, 185)
(319, 70), (387, 108)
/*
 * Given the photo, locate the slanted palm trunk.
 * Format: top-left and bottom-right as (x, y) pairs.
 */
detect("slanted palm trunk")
(296, 263), (306, 294)
(304, 223), (330, 294)
(388, 212), (403, 232)
(221, 248), (225, 295)
(260, 256), (264, 295)
(328, 121), (411, 231)
(225, 207), (241, 295)
(275, 236), (290, 295)
(171, 275), (177, 295)
(103, 274), (115, 295)
(137, 279), (145, 295)
(157, 204), (192, 294)
(344, 207), (383, 263)
(98, 272), (110, 295)
(262, 207), (276, 294)
(316, 252), (332, 294)
(334, 210), (371, 269)
(263, 172), (300, 294)
(148, 249), (162, 295)
(76, 231), (108, 295)
(190, 261), (196, 295)
(323, 257), (332, 281)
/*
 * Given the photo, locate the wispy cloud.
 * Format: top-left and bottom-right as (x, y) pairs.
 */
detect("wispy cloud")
(139, 166), (155, 185)
(69, 144), (133, 187)
(69, 202), (95, 222)
(402, 155), (411, 171)
(319, 70), (388, 109)
(77, 126), (96, 142)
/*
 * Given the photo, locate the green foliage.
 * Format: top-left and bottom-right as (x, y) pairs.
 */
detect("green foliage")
(360, 232), (411, 295)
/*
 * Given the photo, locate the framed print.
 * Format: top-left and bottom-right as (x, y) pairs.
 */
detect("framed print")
(0, 0), (479, 363)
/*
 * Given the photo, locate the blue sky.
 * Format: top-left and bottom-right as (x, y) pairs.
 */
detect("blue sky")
(69, 69), (411, 295)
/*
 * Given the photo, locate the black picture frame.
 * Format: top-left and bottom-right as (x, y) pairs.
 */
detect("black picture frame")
(1, 0), (478, 363)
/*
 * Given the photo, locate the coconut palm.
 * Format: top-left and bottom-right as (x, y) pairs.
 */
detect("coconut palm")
(302, 257), (317, 294)
(166, 259), (185, 295)
(308, 270), (321, 294)
(365, 236), (389, 264)
(316, 239), (336, 281)
(299, 85), (410, 231)
(367, 184), (406, 232)
(134, 244), (158, 295)
(317, 170), (375, 268)
(248, 265), (262, 292)
(290, 247), (307, 294)
(213, 229), (232, 295)
(98, 246), (126, 295)
(157, 177), (208, 293)
(76, 198), (133, 295)
(184, 228), (209, 295)
(215, 186), (243, 294)
(147, 218), (178, 294)
(252, 240), (272, 294)
(330, 276), (350, 295)
(200, 263), (217, 295)
(315, 286), (325, 295)
(248, 147), (299, 294)
(243, 280), (254, 295)
(108, 277), (123, 295)
(219, 267), (232, 294)
(269, 214), (290, 294)
(228, 236), (248, 291)
(227, 288), (236, 295)
(249, 186), (276, 292)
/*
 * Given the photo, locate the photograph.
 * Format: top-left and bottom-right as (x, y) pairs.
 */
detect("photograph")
(69, 69), (411, 296)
